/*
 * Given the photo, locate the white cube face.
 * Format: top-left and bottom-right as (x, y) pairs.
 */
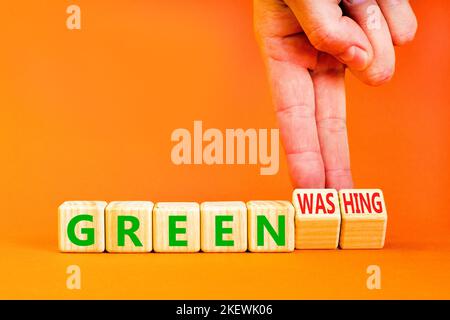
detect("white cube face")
(200, 201), (247, 252)
(58, 201), (106, 253)
(339, 189), (387, 217)
(247, 200), (295, 252)
(292, 189), (340, 249)
(338, 189), (387, 249)
(153, 202), (200, 252)
(106, 201), (153, 253)
(292, 189), (341, 218)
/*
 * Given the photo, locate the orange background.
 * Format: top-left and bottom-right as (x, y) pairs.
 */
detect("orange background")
(0, 0), (449, 299)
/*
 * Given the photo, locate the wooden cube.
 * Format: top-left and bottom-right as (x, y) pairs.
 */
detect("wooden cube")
(200, 201), (247, 252)
(339, 189), (388, 249)
(247, 201), (294, 252)
(292, 189), (341, 249)
(153, 202), (200, 252)
(58, 201), (106, 252)
(105, 201), (153, 253)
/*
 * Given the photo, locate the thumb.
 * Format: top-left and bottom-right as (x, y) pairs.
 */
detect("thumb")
(286, 0), (373, 71)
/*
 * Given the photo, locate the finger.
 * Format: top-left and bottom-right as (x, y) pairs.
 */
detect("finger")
(377, 0), (417, 45)
(254, 0), (325, 188)
(312, 53), (353, 190)
(342, 0), (396, 86)
(268, 57), (325, 188)
(285, 0), (373, 71)
(253, 0), (318, 69)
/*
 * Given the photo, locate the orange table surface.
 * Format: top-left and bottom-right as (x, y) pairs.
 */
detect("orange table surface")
(0, 234), (449, 299)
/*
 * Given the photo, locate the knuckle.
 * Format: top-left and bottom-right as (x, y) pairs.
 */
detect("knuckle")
(317, 117), (347, 133)
(276, 104), (315, 119)
(365, 66), (395, 86)
(325, 168), (352, 180)
(308, 23), (335, 51)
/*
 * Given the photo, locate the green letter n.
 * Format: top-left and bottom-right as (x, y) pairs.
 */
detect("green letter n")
(257, 215), (285, 246)
(117, 216), (143, 247)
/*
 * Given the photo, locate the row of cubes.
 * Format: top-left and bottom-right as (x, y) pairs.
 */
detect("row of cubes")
(58, 189), (387, 253)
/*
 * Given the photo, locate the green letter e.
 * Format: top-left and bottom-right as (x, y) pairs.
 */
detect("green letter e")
(169, 215), (188, 247)
(215, 215), (234, 246)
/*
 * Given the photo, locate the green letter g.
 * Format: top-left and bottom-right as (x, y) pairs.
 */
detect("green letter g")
(67, 214), (95, 246)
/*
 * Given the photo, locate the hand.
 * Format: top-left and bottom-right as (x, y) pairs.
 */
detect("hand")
(254, 0), (417, 189)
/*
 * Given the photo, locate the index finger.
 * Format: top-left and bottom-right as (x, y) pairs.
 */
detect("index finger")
(312, 53), (353, 190)
(268, 60), (325, 188)
(266, 56), (325, 188)
(254, 0), (325, 188)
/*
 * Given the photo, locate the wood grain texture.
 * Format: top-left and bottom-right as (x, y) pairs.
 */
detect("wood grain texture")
(338, 189), (388, 249)
(153, 202), (200, 252)
(292, 189), (341, 249)
(58, 201), (106, 252)
(247, 200), (294, 252)
(106, 201), (153, 253)
(200, 201), (247, 252)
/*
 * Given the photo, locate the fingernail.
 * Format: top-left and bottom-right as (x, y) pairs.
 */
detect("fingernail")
(337, 46), (370, 71)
